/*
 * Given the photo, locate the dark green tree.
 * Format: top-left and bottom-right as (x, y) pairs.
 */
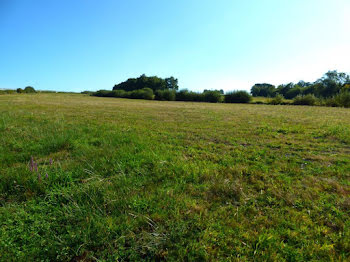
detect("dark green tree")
(285, 86), (302, 99)
(276, 83), (294, 97)
(113, 75), (178, 92)
(251, 83), (276, 97)
(165, 77), (179, 90)
(313, 70), (349, 97)
(24, 86), (36, 93)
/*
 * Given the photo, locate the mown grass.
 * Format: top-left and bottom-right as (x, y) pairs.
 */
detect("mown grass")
(0, 93), (349, 261)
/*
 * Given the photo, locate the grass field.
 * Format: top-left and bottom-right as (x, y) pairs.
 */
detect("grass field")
(1, 93), (349, 261)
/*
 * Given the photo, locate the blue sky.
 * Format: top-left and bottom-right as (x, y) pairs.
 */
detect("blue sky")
(1, 0), (349, 92)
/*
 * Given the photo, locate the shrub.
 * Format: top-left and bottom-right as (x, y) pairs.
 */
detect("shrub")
(141, 88), (155, 100)
(112, 90), (128, 98)
(176, 90), (204, 102)
(175, 90), (190, 101)
(38, 90), (56, 93)
(129, 90), (141, 99)
(81, 91), (93, 95)
(293, 94), (317, 106)
(224, 91), (252, 103)
(0, 89), (16, 95)
(155, 89), (176, 101)
(92, 88), (154, 100)
(323, 97), (337, 107)
(334, 91), (350, 108)
(324, 91), (350, 108)
(93, 90), (114, 97)
(191, 92), (204, 102)
(24, 86), (36, 93)
(17, 88), (24, 93)
(203, 90), (223, 103)
(268, 94), (284, 105)
(129, 88), (154, 100)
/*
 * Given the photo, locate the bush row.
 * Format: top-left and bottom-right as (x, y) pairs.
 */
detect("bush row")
(267, 93), (350, 108)
(92, 89), (253, 103)
(0, 86), (36, 95)
(93, 88), (155, 100)
(92, 88), (350, 107)
(321, 92), (350, 108)
(0, 89), (17, 95)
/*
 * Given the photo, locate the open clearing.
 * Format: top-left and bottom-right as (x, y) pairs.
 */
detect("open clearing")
(1, 93), (349, 261)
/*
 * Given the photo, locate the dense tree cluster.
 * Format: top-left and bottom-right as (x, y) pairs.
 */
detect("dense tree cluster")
(251, 83), (276, 97)
(24, 86), (36, 93)
(113, 74), (178, 92)
(16, 86), (36, 93)
(251, 71), (350, 99)
(94, 74), (251, 103)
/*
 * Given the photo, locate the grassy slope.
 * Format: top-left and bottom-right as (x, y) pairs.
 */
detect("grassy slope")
(0, 93), (349, 261)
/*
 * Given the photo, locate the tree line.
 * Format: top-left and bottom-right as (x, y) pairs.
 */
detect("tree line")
(251, 70), (350, 99)
(91, 72), (350, 107)
(93, 74), (252, 103)
(2, 71), (349, 107)
(0, 86), (77, 95)
(0, 86), (36, 94)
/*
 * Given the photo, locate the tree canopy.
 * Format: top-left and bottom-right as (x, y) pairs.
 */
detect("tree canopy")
(251, 83), (276, 97)
(113, 74), (178, 92)
(251, 71), (350, 99)
(24, 86), (36, 93)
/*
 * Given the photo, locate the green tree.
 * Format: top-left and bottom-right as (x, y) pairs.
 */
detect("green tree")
(165, 77), (179, 90)
(276, 83), (294, 97)
(24, 86), (36, 93)
(313, 70), (350, 97)
(251, 84), (276, 97)
(285, 86), (302, 99)
(113, 75), (178, 92)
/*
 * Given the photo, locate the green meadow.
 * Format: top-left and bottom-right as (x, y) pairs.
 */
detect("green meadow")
(1, 93), (349, 261)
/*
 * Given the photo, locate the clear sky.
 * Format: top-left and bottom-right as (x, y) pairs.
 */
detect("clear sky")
(1, 0), (349, 92)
